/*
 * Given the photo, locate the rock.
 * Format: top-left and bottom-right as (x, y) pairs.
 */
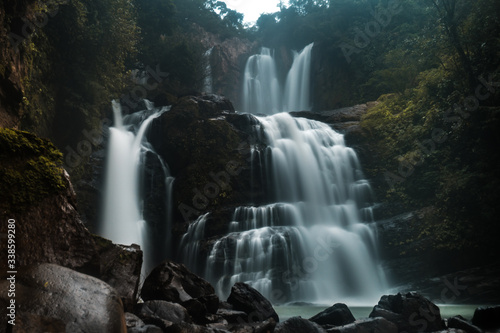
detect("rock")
(227, 318), (277, 333)
(471, 306), (500, 330)
(227, 282), (279, 323)
(125, 312), (145, 328)
(0, 263), (126, 332)
(8, 312), (66, 333)
(141, 260), (219, 323)
(325, 317), (397, 333)
(94, 235), (143, 311)
(309, 303), (356, 326)
(164, 322), (231, 333)
(369, 292), (445, 332)
(138, 300), (191, 324)
(216, 308), (248, 323)
(447, 316), (483, 333)
(274, 317), (326, 333)
(126, 312), (164, 333)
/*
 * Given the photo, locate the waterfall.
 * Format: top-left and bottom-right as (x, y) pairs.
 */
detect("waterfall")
(242, 47), (282, 114)
(203, 47), (213, 94)
(200, 113), (385, 304)
(283, 43), (314, 112)
(241, 43), (314, 114)
(100, 100), (173, 274)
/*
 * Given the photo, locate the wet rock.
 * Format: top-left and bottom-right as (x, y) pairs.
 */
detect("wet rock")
(216, 308), (248, 323)
(164, 322), (231, 333)
(8, 312), (66, 333)
(447, 315), (483, 333)
(369, 292), (445, 332)
(274, 316), (326, 333)
(0, 263), (126, 332)
(227, 282), (279, 323)
(141, 260), (219, 323)
(325, 317), (397, 333)
(138, 300), (191, 324)
(471, 306), (500, 330)
(94, 235), (143, 311)
(309, 303), (356, 326)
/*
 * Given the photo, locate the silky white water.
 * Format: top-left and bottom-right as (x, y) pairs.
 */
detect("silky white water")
(202, 114), (386, 303)
(242, 43), (314, 114)
(100, 100), (173, 274)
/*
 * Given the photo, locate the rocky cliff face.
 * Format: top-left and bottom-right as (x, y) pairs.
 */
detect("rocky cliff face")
(193, 24), (257, 109)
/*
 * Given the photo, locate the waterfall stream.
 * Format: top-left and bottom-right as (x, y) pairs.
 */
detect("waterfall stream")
(181, 42), (387, 304)
(100, 100), (173, 274)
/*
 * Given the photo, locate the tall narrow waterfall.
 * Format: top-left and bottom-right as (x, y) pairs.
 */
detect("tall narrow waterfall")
(202, 113), (385, 304)
(242, 43), (314, 114)
(283, 43), (314, 112)
(203, 47), (213, 94)
(100, 100), (173, 274)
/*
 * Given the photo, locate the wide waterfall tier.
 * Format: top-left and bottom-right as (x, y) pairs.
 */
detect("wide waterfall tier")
(181, 113), (386, 304)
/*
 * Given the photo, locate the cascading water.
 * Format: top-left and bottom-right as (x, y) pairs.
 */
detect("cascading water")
(283, 43), (314, 112)
(204, 114), (385, 304)
(203, 47), (214, 94)
(242, 47), (282, 114)
(181, 42), (386, 304)
(100, 100), (173, 274)
(241, 43), (314, 114)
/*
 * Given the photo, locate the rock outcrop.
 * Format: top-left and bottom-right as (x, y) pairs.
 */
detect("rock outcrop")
(0, 263), (126, 332)
(369, 292), (445, 332)
(141, 260), (219, 324)
(227, 282), (279, 323)
(309, 303), (356, 327)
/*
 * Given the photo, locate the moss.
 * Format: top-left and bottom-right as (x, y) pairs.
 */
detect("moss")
(0, 128), (66, 210)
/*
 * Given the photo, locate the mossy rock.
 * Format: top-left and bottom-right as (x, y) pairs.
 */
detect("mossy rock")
(0, 128), (66, 210)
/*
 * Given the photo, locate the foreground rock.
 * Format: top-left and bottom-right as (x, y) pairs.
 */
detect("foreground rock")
(94, 236), (143, 311)
(447, 316), (482, 333)
(227, 282), (279, 323)
(309, 303), (356, 326)
(0, 263), (126, 332)
(141, 260), (219, 323)
(369, 292), (445, 332)
(326, 317), (397, 333)
(472, 306), (500, 331)
(274, 316), (326, 333)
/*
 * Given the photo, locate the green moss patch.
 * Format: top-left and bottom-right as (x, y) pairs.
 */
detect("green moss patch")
(0, 128), (66, 209)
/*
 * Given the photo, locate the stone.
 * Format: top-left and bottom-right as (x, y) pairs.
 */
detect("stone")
(8, 312), (66, 333)
(274, 316), (327, 333)
(216, 308), (248, 323)
(309, 303), (356, 326)
(0, 263), (126, 332)
(227, 282), (279, 323)
(94, 235), (143, 311)
(163, 322), (231, 332)
(447, 315), (482, 333)
(369, 292), (445, 332)
(138, 300), (191, 324)
(325, 317), (397, 333)
(141, 260), (219, 323)
(471, 306), (500, 330)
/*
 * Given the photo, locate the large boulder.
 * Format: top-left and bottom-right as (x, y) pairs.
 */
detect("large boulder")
(274, 317), (326, 333)
(471, 306), (500, 330)
(309, 303), (356, 326)
(226, 282), (279, 323)
(141, 260), (219, 323)
(138, 300), (191, 325)
(0, 263), (126, 332)
(447, 316), (482, 333)
(369, 292), (445, 332)
(326, 317), (397, 333)
(93, 236), (143, 311)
